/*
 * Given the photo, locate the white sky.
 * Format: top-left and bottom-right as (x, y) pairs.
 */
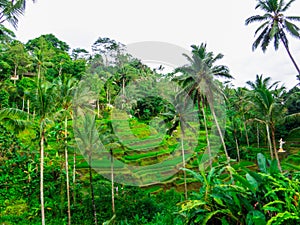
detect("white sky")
(10, 0), (300, 89)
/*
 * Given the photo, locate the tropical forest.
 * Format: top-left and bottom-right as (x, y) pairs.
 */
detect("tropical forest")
(1, 0), (300, 224)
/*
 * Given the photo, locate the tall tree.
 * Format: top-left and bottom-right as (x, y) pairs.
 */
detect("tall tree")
(246, 75), (285, 171)
(175, 44), (233, 168)
(35, 80), (55, 225)
(163, 99), (197, 200)
(54, 74), (78, 225)
(245, 0), (300, 79)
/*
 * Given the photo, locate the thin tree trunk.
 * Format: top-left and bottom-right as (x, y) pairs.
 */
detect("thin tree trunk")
(180, 129), (188, 200)
(89, 154), (97, 225)
(65, 117), (71, 225)
(243, 117), (249, 147)
(234, 129), (240, 162)
(199, 100), (212, 169)
(266, 124), (274, 160)
(97, 99), (100, 118)
(40, 129), (45, 225)
(210, 108), (233, 181)
(27, 99), (30, 120)
(281, 37), (300, 78)
(110, 149), (115, 215)
(257, 124), (260, 148)
(22, 97), (25, 111)
(73, 150), (76, 204)
(13, 64), (17, 85)
(271, 124), (282, 172)
(38, 64), (41, 80)
(211, 109), (230, 163)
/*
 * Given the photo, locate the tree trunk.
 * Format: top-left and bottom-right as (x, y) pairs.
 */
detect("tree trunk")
(266, 124), (274, 160)
(27, 99), (30, 120)
(211, 108), (230, 163)
(257, 124), (260, 148)
(97, 99), (100, 118)
(110, 149), (115, 215)
(40, 128), (45, 225)
(73, 150), (76, 204)
(180, 129), (188, 200)
(270, 124), (282, 172)
(89, 153), (97, 225)
(243, 118), (249, 147)
(22, 97), (25, 111)
(65, 117), (71, 225)
(122, 78), (125, 97)
(38, 64), (41, 80)
(234, 129), (240, 162)
(281, 36), (300, 79)
(199, 100), (212, 169)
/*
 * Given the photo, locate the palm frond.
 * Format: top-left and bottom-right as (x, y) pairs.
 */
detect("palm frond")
(252, 26), (269, 51)
(281, 0), (297, 12)
(0, 108), (32, 131)
(284, 19), (300, 38)
(245, 15), (269, 25)
(261, 27), (272, 52)
(274, 33), (280, 50)
(254, 21), (269, 36)
(285, 16), (300, 22)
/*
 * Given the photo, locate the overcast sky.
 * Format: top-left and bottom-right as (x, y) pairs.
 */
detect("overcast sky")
(10, 0), (300, 89)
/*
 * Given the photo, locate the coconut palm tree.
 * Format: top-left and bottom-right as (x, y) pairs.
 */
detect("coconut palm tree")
(73, 78), (102, 225)
(245, 0), (300, 79)
(174, 43), (233, 168)
(35, 80), (55, 225)
(53, 74), (78, 225)
(162, 99), (197, 200)
(0, 0), (36, 28)
(246, 75), (285, 171)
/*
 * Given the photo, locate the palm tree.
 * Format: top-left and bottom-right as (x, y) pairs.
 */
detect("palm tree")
(162, 99), (197, 200)
(245, 0), (300, 79)
(35, 80), (55, 225)
(175, 44), (233, 168)
(53, 74), (78, 225)
(0, 0), (36, 28)
(73, 79), (101, 225)
(246, 75), (284, 171)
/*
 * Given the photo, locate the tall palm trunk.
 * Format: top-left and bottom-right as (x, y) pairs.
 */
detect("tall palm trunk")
(266, 124), (274, 160)
(88, 153), (97, 225)
(110, 149), (115, 215)
(234, 129), (240, 162)
(199, 99), (212, 169)
(281, 36), (300, 78)
(27, 99), (30, 120)
(40, 128), (45, 225)
(210, 108), (230, 163)
(65, 117), (71, 225)
(270, 124), (282, 172)
(73, 151), (76, 204)
(180, 129), (188, 200)
(243, 117), (250, 147)
(257, 124), (260, 148)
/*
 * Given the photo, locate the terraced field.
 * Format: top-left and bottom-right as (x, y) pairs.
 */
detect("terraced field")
(282, 130), (300, 169)
(73, 110), (211, 188)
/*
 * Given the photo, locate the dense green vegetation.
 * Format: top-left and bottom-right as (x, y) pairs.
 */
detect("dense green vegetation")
(1, 0), (300, 224)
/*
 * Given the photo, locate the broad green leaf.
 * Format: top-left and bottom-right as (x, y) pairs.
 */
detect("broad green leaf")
(246, 173), (258, 192)
(246, 210), (266, 225)
(257, 153), (267, 173)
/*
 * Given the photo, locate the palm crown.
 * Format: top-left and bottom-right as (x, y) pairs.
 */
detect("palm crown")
(245, 0), (300, 78)
(246, 0), (300, 51)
